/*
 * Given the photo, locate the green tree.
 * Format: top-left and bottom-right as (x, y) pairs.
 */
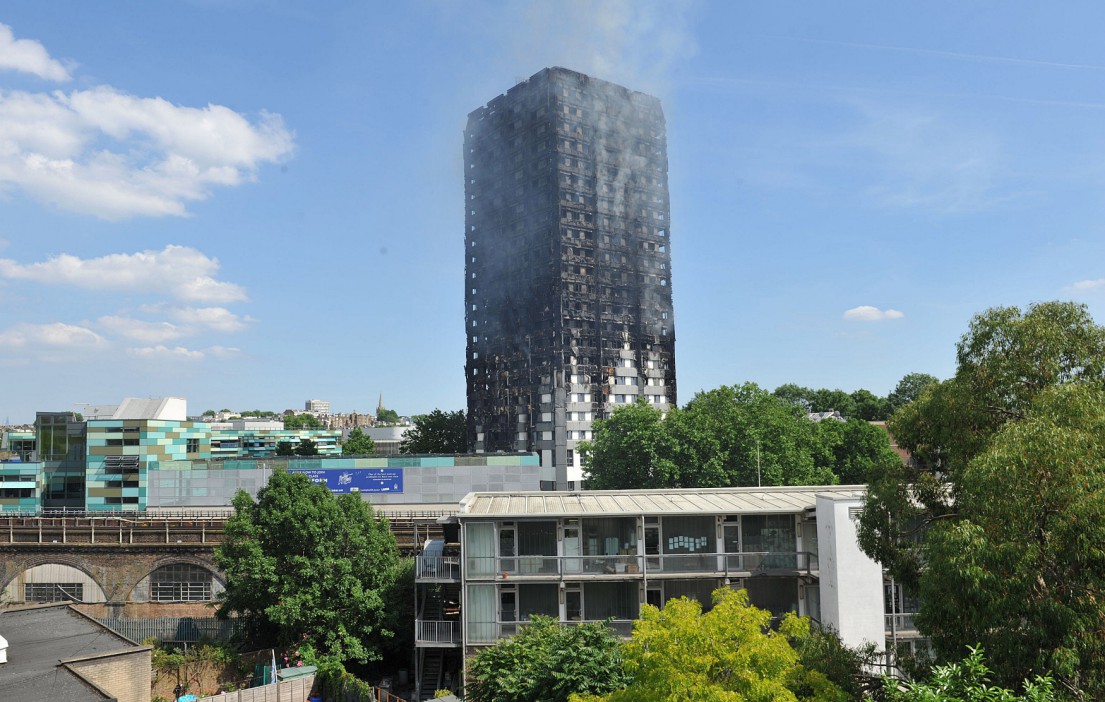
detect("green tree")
(275, 441), (296, 456)
(916, 384), (1105, 696)
(886, 372), (939, 414)
(575, 588), (847, 702)
(284, 413), (323, 429)
(341, 428), (376, 455)
(584, 384), (853, 489)
(294, 438), (319, 456)
(809, 388), (857, 419)
(859, 302), (1105, 696)
(214, 471), (402, 665)
(774, 383), (815, 411)
(669, 384), (836, 487)
(883, 647), (1057, 702)
(775, 384), (890, 420)
(579, 399), (677, 490)
(376, 408), (400, 424)
(812, 418), (902, 485)
(400, 409), (467, 454)
(849, 389), (889, 421)
(860, 302), (1105, 589)
(466, 616), (630, 702)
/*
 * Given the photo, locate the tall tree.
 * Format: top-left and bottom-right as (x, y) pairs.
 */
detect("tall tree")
(466, 616), (630, 702)
(400, 409), (467, 454)
(376, 408), (400, 424)
(575, 588), (847, 702)
(584, 384), (880, 490)
(579, 399), (677, 490)
(668, 384), (836, 487)
(214, 471), (403, 664)
(886, 372), (939, 414)
(858, 301), (1105, 697)
(849, 389), (889, 421)
(812, 418), (902, 485)
(284, 413), (323, 429)
(809, 388), (857, 419)
(860, 301), (1105, 589)
(773, 383), (815, 411)
(916, 384), (1105, 696)
(341, 428), (376, 455)
(294, 438), (319, 456)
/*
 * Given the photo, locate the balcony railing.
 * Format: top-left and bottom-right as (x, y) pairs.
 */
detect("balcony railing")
(416, 619), (460, 644)
(415, 556), (461, 580)
(450, 552), (819, 580)
(885, 613), (919, 634)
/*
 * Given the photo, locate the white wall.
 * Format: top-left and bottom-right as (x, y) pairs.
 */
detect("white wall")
(815, 494), (884, 650)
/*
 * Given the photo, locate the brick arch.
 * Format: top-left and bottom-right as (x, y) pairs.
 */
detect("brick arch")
(126, 554), (226, 602)
(1, 556), (108, 602)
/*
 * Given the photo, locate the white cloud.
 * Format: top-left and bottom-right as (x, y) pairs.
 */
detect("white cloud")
(0, 32), (294, 219)
(97, 316), (182, 344)
(0, 23), (71, 81)
(207, 345), (242, 359)
(127, 344), (205, 361)
(849, 105), (1005, 214)
(843, 306), (904, 322)
(164, 306), (251, 332)
(0, 245), (248, 302)
(1067, 278), (1105, 293)
(0, 321), (103, 347)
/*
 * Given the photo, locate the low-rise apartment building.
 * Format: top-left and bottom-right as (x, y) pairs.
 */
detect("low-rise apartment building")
(413, 485), (891, 699)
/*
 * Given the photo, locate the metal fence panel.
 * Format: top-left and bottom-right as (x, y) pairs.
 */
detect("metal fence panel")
(94, 615), (238, 643)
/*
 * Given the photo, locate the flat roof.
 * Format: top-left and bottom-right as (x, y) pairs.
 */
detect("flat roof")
(458, 485), (866, 518)
(0, 604), (143, 701)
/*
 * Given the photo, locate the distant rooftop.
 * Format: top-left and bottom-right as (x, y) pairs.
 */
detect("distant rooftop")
(84, 397), (188, 421)
(459, 485), (866, 518)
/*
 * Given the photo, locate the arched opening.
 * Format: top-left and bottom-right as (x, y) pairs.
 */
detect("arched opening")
(132, 563), (224, 603)
(4, 563), (107, 604)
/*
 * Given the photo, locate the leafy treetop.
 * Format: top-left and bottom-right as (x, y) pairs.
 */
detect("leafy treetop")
(341, 427), (376, 455)
(400, 409), (467, 454)
(214, 471), (404, 665)
(573, 588), (848, 702)
(466, 616), (631, 702)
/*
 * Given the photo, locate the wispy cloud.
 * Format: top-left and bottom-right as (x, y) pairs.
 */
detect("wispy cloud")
(144, 304), (253, 333)
(0, 245), (247, 303)
(97, 316), (182, 344)
(843, 306), (904, 322)
(1066, 278), (1105, 294)
(791, 37), (1105, 74)
(127, 344), (205, 361)
(0, 321), (104, 347)
(0, 25), (293, 219)
(848, 105), (1006, 214)
(0, 23), (71, 81)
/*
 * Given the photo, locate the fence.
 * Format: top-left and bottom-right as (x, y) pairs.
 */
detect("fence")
(95, 615), (238, 643)
(199, 675), (315, 702)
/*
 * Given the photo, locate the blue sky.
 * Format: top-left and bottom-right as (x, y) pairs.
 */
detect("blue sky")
(2, 1), (1104, 423)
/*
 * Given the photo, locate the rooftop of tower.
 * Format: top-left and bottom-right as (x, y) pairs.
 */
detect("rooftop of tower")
(467, 66), (661, 121)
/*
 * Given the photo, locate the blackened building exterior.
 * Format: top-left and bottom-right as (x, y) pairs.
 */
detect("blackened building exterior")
(464, 67), (676, 486)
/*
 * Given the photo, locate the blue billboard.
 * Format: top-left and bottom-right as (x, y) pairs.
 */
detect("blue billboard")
(290, 468), (404, 494)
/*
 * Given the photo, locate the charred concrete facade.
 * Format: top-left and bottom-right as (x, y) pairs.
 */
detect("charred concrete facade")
(464, 67), (676, 486)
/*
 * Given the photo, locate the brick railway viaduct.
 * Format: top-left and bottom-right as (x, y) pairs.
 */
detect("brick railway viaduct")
(0, 512), (444, 608)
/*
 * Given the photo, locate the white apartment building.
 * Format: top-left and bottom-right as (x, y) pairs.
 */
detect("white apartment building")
(413, 485), (905, 700)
